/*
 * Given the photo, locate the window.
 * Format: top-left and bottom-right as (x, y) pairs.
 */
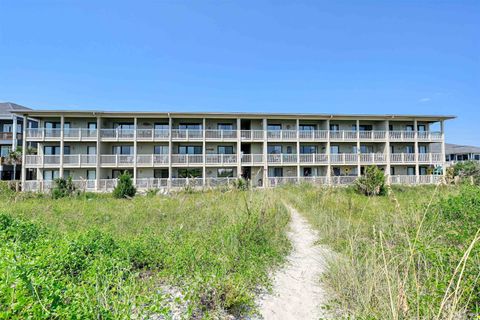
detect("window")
(303, 168), (312, 177)
(1, 146), (11, 157)
(286, 146), (293, 154)
(178, 168), (202, 178)
(154, 145), (169, 154)
(332, 167), (341, 176)
(87, 146), (97, 155)
(299, 124), (315, 131)
(44, 121), (61, 129)
(112, 169), (133, 178)
(420, 167), (428, 175)
(88, 122), (97, 130)
(115, 123), (134, 129)
(418, 145), (427, 154)
(154, 169), (169, 179)
(390, 145), (395, 153)
(389, 125), (393, 131)
(417, 125), (426, 132)
(154, 123), (169, 130)
(330, 145), (339, 154)
(86, 170), (96, 180)
(267, 124), (281, 131)
(43, 170), (59, 181)
(178, 146), (202, 154)
(3, 124), (12, 132)
(406, 125), (414, 131)
(218, 123), (233, 130)
(44, 146), (66, 155)
(269, 167), (283, 177)
(390, 167), (395, 175)
(407, 167), (416, 176)
(179, 123), (201, 130)
(268, 145), (282, 154)
(217, 168), (234, 178)
(218, 146), (234, 154)
(352, 124), (357, 131)
(360, 145), (373, 153)
(330, 124), (339, 131)
(406, 145), (415, 154)
(64, 146), (71, 155)
(300, 145), (317, 154)
(359, 125), (373, 131)
(113, 146), (133, 155)
(475, 155), (480, 161)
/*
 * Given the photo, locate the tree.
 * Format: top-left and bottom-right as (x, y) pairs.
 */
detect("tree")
(6, 147), (22, 181)
(453, 161), (480, 185)
(355, 165), (386, 196)
(52, 176), (76, 199)
(112, 171), (136, 199)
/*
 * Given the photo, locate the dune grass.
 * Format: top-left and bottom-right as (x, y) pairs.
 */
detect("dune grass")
(278, 183), (480, 319)
(0, 187), (290, 319)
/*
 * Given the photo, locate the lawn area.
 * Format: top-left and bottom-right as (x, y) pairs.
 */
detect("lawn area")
(279, 183), (480, 319)
(0, 186), (290, 319)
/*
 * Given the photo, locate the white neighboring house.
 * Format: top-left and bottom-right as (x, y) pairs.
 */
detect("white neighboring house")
(431, 143), (480, 166)
(0, 102), (38, 180)
(14, 109), (455, 192)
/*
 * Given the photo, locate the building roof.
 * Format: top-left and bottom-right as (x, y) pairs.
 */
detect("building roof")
(12, 108), (456, 121)
(431, 143), (480, 154)
(0, 102), (32, 116)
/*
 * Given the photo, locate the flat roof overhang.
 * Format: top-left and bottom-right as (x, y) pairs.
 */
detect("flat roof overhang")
(12, 110), (456, 121)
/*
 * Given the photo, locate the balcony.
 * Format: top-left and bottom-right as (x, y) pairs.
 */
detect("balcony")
(240, 154), (264, 165)
(25, 154), (97, 168)
(330, 153), (358, 164)
(0, 132), (23, 141)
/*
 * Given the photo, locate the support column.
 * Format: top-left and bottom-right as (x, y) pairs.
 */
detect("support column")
(95, 116), (101, 191)
(262, 118), (268, 187)
(133, 117), (138, 186)
(385, 120), (391, 185)
(326, 119), (331, 185)
(236, 118), (241, 178)
(12, 115), (18, 150)
(441, 120), (446, 179)
(60, 115), (65, 178)
(414, 119), (419, 183)
(202, 118), (206, 187)
(296, 119), (300, 181)
(21, 114), (28, 190)
(356, 119), (361, 177)
(168, 115), (173, 190)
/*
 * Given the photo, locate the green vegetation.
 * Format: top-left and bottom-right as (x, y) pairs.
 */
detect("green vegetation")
(452, 160), (480, 185)
(51, 176), (77, 199)
(355, 165), (386, 196)
(279, 184), (480, 318)
(0, 187), (290, 318)
(112, 171), (137, 199)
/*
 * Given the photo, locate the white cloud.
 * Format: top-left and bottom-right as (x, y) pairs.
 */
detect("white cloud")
(418, 97), (431, 103)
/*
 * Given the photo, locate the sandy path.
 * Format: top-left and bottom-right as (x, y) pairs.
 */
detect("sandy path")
(256, 205), (332, 320)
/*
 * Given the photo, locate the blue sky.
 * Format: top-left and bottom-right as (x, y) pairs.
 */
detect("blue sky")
(0, 1), (478, 145)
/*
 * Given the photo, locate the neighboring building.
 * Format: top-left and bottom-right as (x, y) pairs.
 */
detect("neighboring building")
(431, 143), (480, 165)
(0, 102), (38, 180)
(14, 110), (454, 192)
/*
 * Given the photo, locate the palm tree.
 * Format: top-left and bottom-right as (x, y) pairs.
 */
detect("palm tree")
(7, 147), (22, 181)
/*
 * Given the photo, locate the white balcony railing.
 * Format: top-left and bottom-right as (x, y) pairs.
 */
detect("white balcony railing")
(171, 129), (203, 140)
(171, 154), (204, 165)
(267, 154), (298, 164)
(205, 130), (237, 140)
(241, 154), (264, 165)
(136, 154), (169, 166)
(330, 153), (358, 164)
(205, 154), (237, 165)
(299, 153), (328, 164)
(241, 130), (264, 141)
(298, 130), (328, 140)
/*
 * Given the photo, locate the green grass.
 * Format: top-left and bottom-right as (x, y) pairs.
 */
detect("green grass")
(278, 184), (480, 319)
(0, 187), (290, 319)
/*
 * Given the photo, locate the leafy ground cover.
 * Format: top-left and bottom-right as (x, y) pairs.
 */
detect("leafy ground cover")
(0, 187), (290, 319)
(279, 183), (480, 319)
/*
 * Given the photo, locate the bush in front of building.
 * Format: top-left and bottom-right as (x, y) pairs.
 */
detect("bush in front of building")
(355, 165), (386, 196)
(52, 176), (77, 199)
(112, 171), (136, 199)
(453, 160), (480, 185)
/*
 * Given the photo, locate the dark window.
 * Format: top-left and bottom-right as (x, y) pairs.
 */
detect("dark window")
(267, 124), (281, 131)
(300, 145), (317, 154)
(420, 167), (428, 175)
(154, 146), (169, 154)
(330, 124), (339, 131)
(332, 167), (341, 176)
(154, 169), (169, 178)
(217, 168), (234, 178)
(115, 123), (134, 129)
(218, 146), (234, 154)
(178, 146), (202, 154)
(418, 145), (427, 154)
(406, 145), (415, 154)
(407, 167), (416, 175)
(88, 122), (97, 130)
(112, 169), (133, 178)
(286, 146), (293, 154)
(359, 125), (373, 131)
(390, 167), (395, 175)
(303, 168), (312, 177)
(406, 125), (414, 131)
(330, 145), (339, 154)
(299, 124), (315, 131)
(269, 167), (283, 177)
(267, 145), (282, 154)
(179, 123), (201, 130)
(113, 146), (133, 155)
(154, 123), (169, 130)
(417, 125), (426, 132)
(178, 168), (202, 178)
(218, 123), (233, 130)
(389, 125), (393, 131)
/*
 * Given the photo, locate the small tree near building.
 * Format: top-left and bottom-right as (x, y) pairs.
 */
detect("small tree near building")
(112, 171), (136, 199)
(355, 165), (386, 196)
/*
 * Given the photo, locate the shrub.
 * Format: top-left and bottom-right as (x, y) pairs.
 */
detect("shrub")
(354, 165), (385, 196)
(52, 176), (76, 199)
(453, 160), (480, 185)
(112, 171), (136, 198)
(233, 177), (249, 190)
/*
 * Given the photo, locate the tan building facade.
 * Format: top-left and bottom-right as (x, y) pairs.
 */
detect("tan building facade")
(15, 110), (454, 192)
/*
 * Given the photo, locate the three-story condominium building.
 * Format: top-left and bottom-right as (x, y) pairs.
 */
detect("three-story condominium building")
(14, 110), (454, 192)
